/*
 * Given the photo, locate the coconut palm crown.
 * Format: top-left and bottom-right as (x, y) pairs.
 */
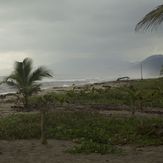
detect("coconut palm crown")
(5, 58), (52, 108)
(135, 4), (163, 31)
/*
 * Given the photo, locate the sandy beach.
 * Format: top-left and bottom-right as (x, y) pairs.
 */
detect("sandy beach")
(0, 140), (162, 163)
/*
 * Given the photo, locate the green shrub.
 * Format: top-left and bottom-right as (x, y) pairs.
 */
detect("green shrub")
(68, 139), (122, 154)
(0, 112), (163, 154)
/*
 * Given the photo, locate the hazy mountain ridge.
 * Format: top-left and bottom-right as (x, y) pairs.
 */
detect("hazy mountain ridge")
(142, 55), (163, 72)
(136, 54), (163, 77)
(107, 54), (163, 79)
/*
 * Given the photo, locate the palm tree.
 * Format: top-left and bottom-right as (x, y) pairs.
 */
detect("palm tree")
(135, 4), (163, 31)
(5, 58), (52, 109)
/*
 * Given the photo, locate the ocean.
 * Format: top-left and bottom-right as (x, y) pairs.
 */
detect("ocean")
(0, 77), (101, 95)
(0, 73), (145, 95)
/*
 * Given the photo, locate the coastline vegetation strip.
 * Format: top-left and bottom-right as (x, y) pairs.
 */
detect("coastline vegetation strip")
(29, 78), (163, 109)
(0, 111), (162, 154)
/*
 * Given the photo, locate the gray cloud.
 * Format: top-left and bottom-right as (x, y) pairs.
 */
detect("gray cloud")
(0, 0), (163, 78)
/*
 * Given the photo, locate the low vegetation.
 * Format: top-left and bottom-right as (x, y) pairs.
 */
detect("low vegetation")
(2, 76), (163, 154)
(28, 78), (163, 111)
(0, 111), (162, 154)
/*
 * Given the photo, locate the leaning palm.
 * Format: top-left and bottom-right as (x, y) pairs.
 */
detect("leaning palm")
(5, 58), (52, 109)
(135, 4), (163, 31)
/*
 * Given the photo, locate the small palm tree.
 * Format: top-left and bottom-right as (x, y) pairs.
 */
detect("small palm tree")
(135, 4), (163, 31)
(5, 58), (52, 109)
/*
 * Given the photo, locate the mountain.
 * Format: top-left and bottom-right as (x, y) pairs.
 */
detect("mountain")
(142, 55), (163, 76)
(132, 55), (163, 78)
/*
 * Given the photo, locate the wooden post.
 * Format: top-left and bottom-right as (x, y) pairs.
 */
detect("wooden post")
(41, 109), (48, 145)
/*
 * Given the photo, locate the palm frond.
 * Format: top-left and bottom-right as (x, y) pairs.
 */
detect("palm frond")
(21, 84), (41, 96)
(14, 61), (24, 85)
(29, 66), (52, 84)
(30, 84), (41, 95)
(135, 4), (163, 31)
(23, 58), (33, 81)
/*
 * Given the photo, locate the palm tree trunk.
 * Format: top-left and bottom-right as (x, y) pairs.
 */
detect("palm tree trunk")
(24, 94), (29, 110)
(40, 109), (48, 145)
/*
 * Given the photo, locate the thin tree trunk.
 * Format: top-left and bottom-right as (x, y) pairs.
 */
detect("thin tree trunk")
(130, 98), (135, 116)
(130, 99), (136, 116)
(40, 109), (48, 145)
(132, 106), (135, 116)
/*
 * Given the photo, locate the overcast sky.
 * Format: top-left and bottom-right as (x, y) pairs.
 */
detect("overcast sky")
(0, 0), (163, 79)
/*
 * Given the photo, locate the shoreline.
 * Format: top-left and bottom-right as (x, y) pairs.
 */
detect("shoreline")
(0, 79), (140, 96)
(0, 77), (158, 96)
